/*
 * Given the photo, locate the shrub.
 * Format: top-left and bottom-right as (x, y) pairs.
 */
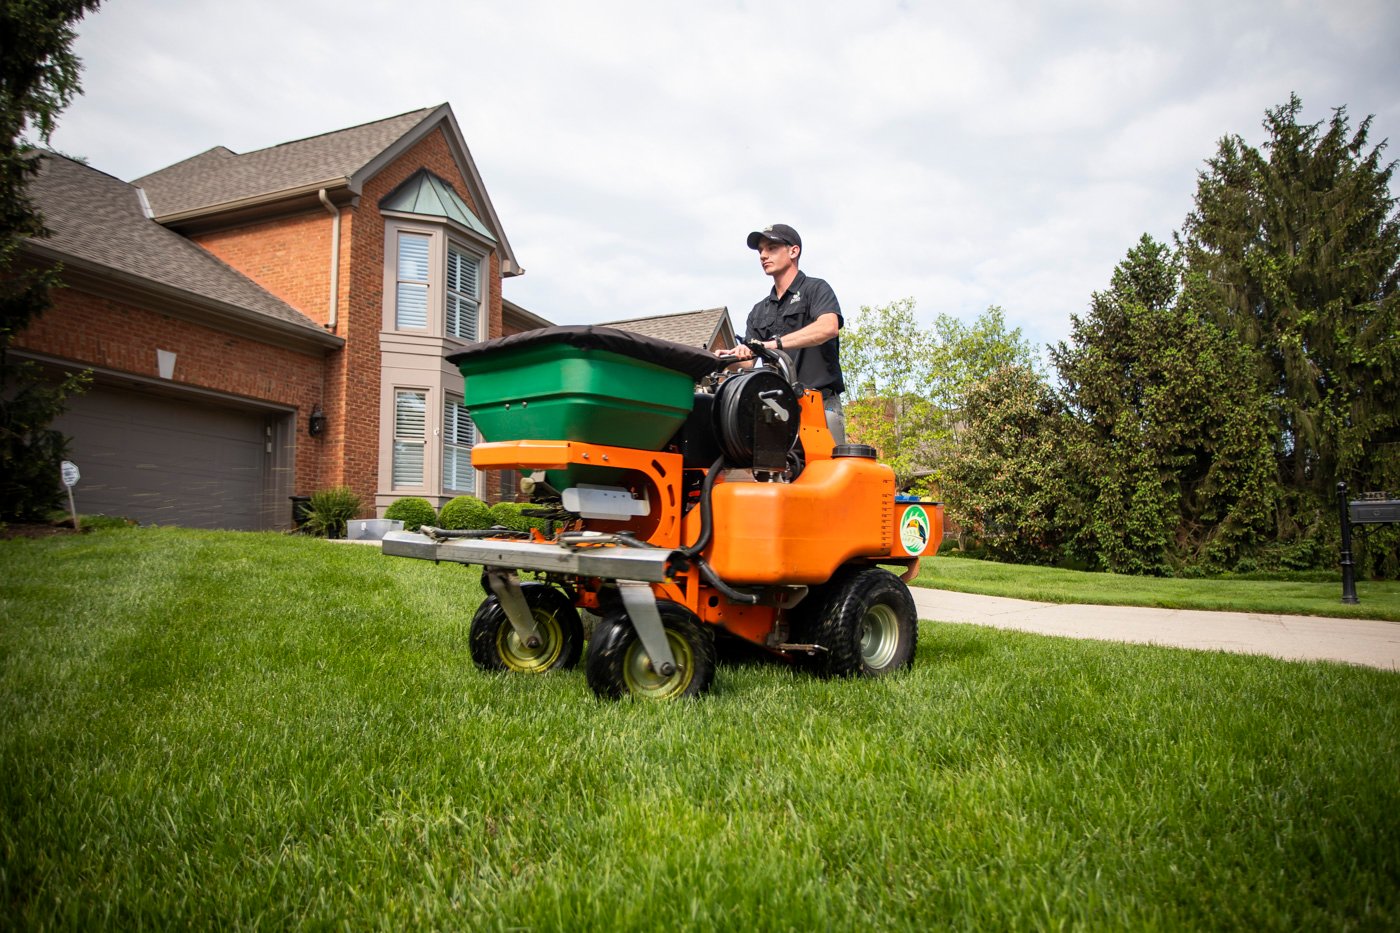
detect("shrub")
(438, 495), (492, 530)
(488, 501), (548, 534)
(303, 486), (362, 538)
(383, 496), (437, 531)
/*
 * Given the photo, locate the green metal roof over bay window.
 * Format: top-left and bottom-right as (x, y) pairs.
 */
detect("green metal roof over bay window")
(380, 169), (496, 242)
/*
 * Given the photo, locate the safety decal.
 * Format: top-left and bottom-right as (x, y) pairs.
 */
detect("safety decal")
(900, 505), (931, 556)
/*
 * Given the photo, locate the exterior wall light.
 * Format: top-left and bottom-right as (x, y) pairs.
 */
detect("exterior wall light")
(308, 405), (327, 437)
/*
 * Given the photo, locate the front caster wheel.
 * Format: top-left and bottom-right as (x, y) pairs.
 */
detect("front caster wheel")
(808, 567), (917, 678)
(585, 601), (716, 700)
(469, 583), (584, 673)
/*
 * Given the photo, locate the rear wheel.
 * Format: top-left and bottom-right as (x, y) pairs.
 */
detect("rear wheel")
(585, 601), (716, 700)
(807, 567), (917, 678)
(469, 583), (584, 673)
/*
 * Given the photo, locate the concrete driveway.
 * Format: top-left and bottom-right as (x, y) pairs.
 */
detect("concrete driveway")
(911, 587), (1400, 672)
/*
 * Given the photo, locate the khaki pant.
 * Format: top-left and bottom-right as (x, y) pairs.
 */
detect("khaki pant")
(824, 394), (846, 446)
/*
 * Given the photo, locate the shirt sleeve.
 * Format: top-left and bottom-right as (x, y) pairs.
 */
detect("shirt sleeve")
(807, 278), (842, 327)
(743, 303), (762, 342)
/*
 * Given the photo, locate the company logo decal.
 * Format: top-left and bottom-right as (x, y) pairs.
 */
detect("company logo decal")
(900, 505), (931, 555)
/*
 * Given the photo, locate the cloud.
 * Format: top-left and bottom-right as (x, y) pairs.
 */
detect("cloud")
(50, 0), (1400, 354)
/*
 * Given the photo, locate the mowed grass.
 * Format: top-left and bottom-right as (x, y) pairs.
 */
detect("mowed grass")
(1, 528), (1397, 930)
(914, 552), (1400, 622)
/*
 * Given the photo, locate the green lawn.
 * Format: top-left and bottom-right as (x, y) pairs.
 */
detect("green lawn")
(2, 528), (1397, 929)
(913, 551), (1400, 622)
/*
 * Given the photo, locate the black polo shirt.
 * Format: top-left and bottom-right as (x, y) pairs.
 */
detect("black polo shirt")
(744, 270), (845, 395)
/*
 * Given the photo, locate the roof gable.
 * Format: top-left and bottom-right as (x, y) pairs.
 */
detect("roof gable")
(131, 103), (521, 276)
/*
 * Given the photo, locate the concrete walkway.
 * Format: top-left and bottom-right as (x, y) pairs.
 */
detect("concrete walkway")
(911, 587), (1400, 672)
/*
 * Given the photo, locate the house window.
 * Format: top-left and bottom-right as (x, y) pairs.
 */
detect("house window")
(395, 232), (430, 329)
(446, 243), (481, 340)
(497, 469), (519, 502)
(444, 396), (475, 493)
(392, 389), (427, 486)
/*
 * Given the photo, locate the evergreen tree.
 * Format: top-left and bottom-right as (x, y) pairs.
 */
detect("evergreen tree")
(1052, 236), (1278, 574)
(1, 0), (101, 519)
(1179, 95), (1400, 514)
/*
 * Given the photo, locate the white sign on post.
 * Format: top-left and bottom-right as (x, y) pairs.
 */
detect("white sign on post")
(60, 460), (80, 531)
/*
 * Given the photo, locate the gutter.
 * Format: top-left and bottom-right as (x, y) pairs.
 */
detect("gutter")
(20, 241), (345, 352)
(152, 178), (348, 226)
(318, 188), (341, 332)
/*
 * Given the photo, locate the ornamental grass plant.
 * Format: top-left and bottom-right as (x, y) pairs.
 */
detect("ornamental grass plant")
(301, 486), (362, 538)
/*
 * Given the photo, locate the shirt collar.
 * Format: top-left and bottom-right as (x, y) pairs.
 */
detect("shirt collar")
(768, 269), (808, 302)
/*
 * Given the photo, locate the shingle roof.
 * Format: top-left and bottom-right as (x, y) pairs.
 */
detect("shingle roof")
(27, 153), (334, 340)
(601, 308), (733, 349)
(133, 108), (435, 217)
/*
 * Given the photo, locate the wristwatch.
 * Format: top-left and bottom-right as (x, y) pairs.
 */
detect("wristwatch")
(774, 335), (784, 350)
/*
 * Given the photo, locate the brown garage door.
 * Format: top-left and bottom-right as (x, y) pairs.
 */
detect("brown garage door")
(54, 384), (273, 530)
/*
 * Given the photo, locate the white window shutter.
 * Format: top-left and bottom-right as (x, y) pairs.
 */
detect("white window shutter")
(396, 233), (431, 329)
(443, 397), (475, 493)
(393, 390), (427, 486)
(446, 244), (481, 340)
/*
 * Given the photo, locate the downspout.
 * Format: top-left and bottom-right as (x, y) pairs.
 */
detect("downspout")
(318, 189), (341, 332)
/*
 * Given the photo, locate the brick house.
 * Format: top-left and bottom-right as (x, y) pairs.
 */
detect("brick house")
(14, 104), (545, 530)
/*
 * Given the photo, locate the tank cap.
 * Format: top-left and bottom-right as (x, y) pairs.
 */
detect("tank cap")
(832, 444), (878, 459)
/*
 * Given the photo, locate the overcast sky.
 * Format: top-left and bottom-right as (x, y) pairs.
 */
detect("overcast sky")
(48, 0), (1400, 355)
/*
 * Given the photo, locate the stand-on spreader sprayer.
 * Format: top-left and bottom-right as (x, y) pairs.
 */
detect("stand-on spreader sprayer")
(382, 325), (941, 700)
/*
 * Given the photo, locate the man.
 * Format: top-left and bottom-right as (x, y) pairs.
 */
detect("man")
(721, 223), (847, 444)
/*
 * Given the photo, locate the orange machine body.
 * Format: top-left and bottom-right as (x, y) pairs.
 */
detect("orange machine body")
(704, 457), (896, 584)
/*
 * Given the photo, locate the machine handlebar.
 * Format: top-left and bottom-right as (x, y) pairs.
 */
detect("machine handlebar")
(741, 339), (795, 384)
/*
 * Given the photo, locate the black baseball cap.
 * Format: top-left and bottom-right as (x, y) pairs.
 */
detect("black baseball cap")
(747, 223), (802, 251)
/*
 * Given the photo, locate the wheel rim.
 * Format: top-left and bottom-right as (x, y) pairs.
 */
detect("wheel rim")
(860, 603), (901, 670)
(496, 609), (565, 673)
(622, 631), (694, 699)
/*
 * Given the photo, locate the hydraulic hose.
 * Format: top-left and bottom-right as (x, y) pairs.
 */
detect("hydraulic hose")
(673, 454), (761, 604)
(680, 456), (725, 560)
(422, 526), (529, 541)
(696, 556), (760, 605)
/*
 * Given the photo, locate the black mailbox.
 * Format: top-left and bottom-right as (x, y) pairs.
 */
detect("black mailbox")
(1338, 484), (1398, 604)
(1350, 499), (1400, 524)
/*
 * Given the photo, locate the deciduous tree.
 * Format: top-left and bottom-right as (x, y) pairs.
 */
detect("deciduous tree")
(843, 299), (1036, 494)
(942, 364), (1075, 565)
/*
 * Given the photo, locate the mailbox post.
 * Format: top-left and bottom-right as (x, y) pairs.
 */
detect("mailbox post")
(1337, 482), (1400, 605)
